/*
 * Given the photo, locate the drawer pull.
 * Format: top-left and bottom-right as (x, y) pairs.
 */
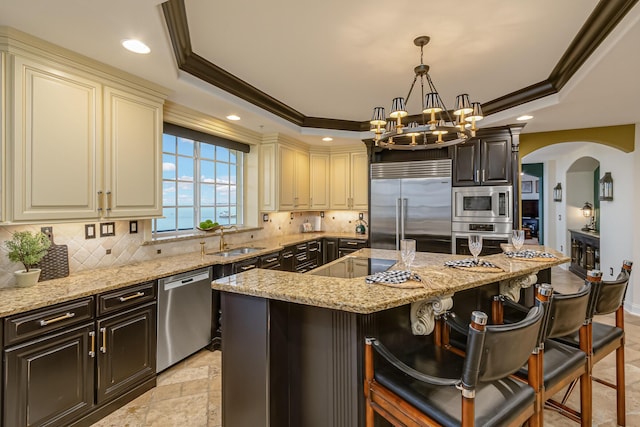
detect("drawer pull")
(346, 242), (359, 246)
(283, 254), (293, 259)
(100, 327), (107, 353)
(241, 264), (256, 271)
(309, 248), (318, 252)
(118, 291), (145, 302)
(39, 312), (75, 326)
(265, 257), (279, 263)
(89, 331), (96, 358)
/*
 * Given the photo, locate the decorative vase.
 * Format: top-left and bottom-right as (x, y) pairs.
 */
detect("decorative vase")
(14, 269), (41, 287)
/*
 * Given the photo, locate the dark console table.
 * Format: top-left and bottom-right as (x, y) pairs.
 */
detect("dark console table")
(569, 229), (600, 279)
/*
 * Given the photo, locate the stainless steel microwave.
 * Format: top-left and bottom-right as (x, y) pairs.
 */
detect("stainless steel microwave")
(452, 185), (512, 223)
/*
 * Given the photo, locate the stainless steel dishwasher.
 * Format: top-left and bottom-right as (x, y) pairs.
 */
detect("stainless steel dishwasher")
(157, 267), (212, 372)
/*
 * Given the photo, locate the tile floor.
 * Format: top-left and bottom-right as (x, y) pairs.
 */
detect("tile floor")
(92, 267), (639, 426)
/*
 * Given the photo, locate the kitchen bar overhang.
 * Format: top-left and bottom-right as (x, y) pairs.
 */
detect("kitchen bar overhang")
(212, 247), (569, 426)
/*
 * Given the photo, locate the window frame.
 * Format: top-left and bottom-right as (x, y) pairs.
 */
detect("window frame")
(153, 132), (243, 237)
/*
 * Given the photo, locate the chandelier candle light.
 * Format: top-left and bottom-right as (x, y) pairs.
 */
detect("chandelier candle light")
(370, 36), (484, 150)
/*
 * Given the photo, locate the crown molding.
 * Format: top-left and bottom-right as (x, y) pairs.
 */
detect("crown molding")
(161, 0), (638, 132)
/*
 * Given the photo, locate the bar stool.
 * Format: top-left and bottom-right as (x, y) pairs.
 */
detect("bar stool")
(554, 261), (632, 426)
(364, 307), (544, 427)
(493, 281), (592, 426)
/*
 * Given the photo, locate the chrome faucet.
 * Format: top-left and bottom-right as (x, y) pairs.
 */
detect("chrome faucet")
(219, 225), (238, 251)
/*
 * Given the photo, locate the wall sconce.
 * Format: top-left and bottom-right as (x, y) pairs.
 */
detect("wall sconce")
(581, 201), (596, 232)
(599, 172), (613, 201)
(553, 183), (562, 202)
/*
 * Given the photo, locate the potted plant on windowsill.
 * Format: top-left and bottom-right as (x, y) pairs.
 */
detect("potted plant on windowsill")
(5, 231), (51, 287)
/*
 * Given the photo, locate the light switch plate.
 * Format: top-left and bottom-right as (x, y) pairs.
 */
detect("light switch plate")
(85, 224), (96, 239)
(100, 222), (115, 237)
(129, 220), (138, 234)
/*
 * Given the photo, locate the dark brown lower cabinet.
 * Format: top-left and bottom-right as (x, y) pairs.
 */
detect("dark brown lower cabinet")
(97, 303), (156, 405)
(3, 288), (157, 427)
(4, 323), (95, 427)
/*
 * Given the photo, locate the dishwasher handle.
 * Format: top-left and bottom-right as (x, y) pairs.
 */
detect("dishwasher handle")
(162, 271), (210, 291)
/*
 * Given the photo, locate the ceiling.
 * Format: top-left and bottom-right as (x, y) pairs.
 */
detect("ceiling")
(1, 0), (639, 148)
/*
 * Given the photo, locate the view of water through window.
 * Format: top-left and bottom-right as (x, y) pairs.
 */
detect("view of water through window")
(154, 133), (241, 234)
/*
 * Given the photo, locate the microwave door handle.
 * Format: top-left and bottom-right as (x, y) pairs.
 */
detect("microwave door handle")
(395, 198), (401, 250)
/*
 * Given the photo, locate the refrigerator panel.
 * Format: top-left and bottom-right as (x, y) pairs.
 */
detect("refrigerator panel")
(370, 179), (401, 250)
(402, 177), (452, 237)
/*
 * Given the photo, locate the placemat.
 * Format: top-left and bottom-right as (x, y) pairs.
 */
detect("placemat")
(504, 249), (557, 262)
(444, 258), (504, 273)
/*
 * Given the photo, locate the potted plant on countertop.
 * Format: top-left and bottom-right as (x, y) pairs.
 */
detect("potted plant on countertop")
(5, 231), (51, 287)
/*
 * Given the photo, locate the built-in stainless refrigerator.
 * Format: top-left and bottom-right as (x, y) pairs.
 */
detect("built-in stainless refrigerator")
(370, 160), (452, 253)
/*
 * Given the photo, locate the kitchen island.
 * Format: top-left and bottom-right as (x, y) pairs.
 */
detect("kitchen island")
(212, 247), (569, 427)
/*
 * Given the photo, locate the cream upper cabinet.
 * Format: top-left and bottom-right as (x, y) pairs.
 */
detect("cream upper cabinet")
(330, 151), (368, 210)
(309, 153), (329, 210)
(260, 141), (311, 212)
(103, 86), (162, 218)
(11, 55), (101, 221)
(7, 51), (166, 222)
(350, 152), (369, 210)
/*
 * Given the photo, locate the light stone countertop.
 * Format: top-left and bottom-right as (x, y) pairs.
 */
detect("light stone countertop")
(212, 247), (570, 314)
(0, 232), (367, 318)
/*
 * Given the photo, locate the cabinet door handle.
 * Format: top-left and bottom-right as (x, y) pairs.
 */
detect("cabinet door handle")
(39, 312), (75, 326)
(118, 291), (145, 302)
(100, 327), (107, 353)
(240, 264), (256, 271)
(106, 191), (112, 212)
(97, 191), (104, 212)
(89, 331), (96, 358)
(475, 170), (479, 183)
(482, 169), (485, 182)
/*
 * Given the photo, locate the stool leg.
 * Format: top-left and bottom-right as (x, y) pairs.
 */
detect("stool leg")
(616, 344), (626, 426)
(616, 306), (626, 426)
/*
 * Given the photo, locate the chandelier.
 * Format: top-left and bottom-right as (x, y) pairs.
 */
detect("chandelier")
(370, 36), (483, 150)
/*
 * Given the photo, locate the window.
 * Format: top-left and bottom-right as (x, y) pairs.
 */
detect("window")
(154, 132), (243, 235)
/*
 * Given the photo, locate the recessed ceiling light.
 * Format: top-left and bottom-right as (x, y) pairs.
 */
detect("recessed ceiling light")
(226, 115), (241, 121)
(517, 115), (533, 121)
(322, 137), (333, 142)
(121, 39), (150, 54)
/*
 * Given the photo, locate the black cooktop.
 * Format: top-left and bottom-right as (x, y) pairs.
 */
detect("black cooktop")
(308, 257), (397, 279)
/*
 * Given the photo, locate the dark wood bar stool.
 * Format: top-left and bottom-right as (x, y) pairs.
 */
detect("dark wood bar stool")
(364, 307), (544, 427)
(554, 261), (632, 426)
(493, 281), (593, 426)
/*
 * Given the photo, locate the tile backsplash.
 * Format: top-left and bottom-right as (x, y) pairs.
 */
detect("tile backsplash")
(0, 211), (367, 288)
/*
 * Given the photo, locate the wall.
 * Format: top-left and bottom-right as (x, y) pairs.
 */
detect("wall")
(523, 139), (637, 313)
(0, 211), (367, 288)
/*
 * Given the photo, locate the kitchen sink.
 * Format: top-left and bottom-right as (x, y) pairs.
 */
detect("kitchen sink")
(207, 247), (265, 257)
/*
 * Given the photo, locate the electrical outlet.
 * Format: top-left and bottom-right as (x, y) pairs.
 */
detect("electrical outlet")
(359, 212), (364, 220)
(290, 212), (294, 220)
(85, 224), (96, 239)
(320, 211), (324, 218)
(560, 245), (563, 252)
(40, 226), (53, 237)
(106, 249), (111, 255)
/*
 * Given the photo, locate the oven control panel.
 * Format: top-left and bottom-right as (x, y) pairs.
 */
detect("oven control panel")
(468, 223), (495, 232)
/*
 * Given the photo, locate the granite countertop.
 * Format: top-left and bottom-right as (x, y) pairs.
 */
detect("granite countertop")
(212, 247), (570, 314)
(0, 232), (368, 317)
